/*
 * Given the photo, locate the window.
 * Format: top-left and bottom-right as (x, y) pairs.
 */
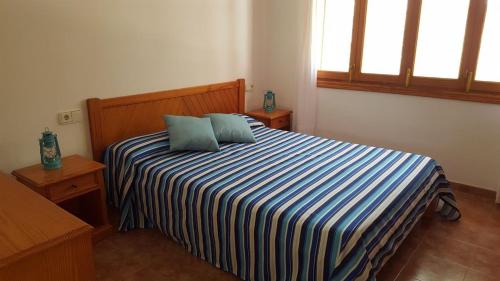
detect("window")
(361, 0), (408, 75)
(413, 0), (469, 79)
(320, 0), (356, 72)
(317, 0), (500, 104)
(475, 0), (500, 82)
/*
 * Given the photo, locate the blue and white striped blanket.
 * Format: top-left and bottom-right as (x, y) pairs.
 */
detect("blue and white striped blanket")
(104, 115), (460, 281)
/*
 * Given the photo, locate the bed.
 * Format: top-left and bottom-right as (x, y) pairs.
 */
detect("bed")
(87, 79), (460, 281)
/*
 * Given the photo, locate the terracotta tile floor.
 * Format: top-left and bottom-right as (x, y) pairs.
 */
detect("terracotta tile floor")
(94, 188), (500, 281)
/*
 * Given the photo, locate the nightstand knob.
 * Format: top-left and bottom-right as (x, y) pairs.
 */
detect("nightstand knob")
(71, 184), (78, 188)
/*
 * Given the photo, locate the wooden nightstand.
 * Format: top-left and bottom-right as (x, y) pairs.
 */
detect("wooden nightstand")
(246, 109), (292, 130)
(12, 155), (112, 242)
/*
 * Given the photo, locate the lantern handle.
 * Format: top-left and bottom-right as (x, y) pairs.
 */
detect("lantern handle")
(39, 138), (44, 163)
(54, 134), (62, 157)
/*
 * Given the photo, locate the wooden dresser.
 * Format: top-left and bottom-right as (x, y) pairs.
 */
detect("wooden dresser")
(0, 173), (96, 281)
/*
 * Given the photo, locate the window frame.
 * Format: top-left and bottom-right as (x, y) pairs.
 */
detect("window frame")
(317, 0), (500, 104)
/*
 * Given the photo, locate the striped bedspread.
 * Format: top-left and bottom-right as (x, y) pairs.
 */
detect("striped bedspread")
(104, 116), (460, 281)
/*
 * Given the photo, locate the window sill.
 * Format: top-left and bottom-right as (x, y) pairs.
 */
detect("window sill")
(317, 79), (500, 105)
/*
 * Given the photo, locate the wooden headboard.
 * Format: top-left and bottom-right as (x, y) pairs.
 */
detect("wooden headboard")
(87, 79), (245, 162)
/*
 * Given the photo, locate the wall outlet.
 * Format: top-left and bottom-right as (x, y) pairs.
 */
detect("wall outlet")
(245, 84), (254, 92)
(58, 109), (82, 125)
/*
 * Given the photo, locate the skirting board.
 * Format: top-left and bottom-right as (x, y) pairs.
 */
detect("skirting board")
(450, 181), (498, 203)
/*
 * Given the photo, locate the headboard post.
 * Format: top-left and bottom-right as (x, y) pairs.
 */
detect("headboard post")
(237, 78), (245, 113)
(87, 98), (105, 161)
(86, 79), (246, 162)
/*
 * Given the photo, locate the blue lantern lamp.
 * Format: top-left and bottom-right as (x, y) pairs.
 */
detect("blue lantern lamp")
(263, 90), (276, 113)
(39, 128), (62, 170)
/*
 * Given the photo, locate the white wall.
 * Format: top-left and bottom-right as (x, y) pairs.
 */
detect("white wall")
(315, 89), (500, 191)
(257, 0), (500, 192)
(250, 0), (302, 112)
(0, 0), (255, 172)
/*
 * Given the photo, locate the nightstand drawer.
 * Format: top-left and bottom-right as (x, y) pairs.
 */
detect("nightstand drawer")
(270, 115), (290, 129)
(49, 173), (98, 202)
(246, 109), (292, 131)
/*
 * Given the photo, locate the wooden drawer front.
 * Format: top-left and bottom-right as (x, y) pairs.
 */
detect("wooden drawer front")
(49, 173), (98, 202)
(270, 115), (290, 129)
(260, 119), (271, 127)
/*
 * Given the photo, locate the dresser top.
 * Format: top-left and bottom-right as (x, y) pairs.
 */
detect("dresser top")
(246, 109), (292, 120)
(12, 154), (105, 188)
(0, 173), (91, 267)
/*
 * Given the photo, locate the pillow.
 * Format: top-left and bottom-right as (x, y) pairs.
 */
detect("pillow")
(206, 114), (256, 143)
(164, 115), (219, 152)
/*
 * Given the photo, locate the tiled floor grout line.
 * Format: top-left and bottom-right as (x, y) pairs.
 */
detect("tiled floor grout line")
(391, 236), (424, 281)
(461, 269), (468, 281)
(426, 227), (499, 252)
(419, 221), (491, 281)
(424, 251), (472, 269)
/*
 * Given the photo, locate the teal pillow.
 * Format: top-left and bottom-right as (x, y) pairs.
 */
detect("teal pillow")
(164, 115), (220, 152)
(205, 114), (256, 143)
